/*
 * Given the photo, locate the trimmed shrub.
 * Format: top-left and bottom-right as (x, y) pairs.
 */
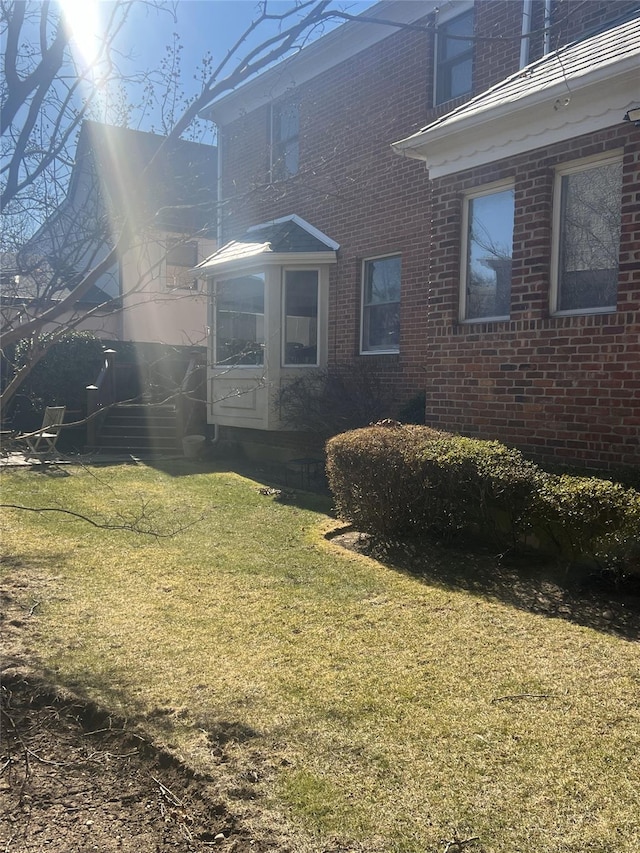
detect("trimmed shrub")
(531, 475), (640, 567)
(326, 424), (542, 542)
(325, 424), (440, 537)
(325, 424), (640, 571)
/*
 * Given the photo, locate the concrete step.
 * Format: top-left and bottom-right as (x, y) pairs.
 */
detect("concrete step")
(93, 403), (180, 453)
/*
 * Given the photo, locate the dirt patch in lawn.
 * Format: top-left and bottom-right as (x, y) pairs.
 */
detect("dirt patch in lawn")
(0, 572), (298, 853)
(0, 671), (245, 852)
(0, 565), (379, 853)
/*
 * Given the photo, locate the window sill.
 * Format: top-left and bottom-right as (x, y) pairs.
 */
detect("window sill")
(213, 363), (265, 369)
(282, 363), (320, 369)
(459, 315), (510, 324)
(551, 306), (617, 317)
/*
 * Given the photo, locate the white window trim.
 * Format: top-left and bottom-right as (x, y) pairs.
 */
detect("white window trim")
(459, 178), (514, 324)
(281, 267), (320, 368)
(360, 253), (401, 355)
(433, 1), (475, 107)
(550, 150), (623, 317)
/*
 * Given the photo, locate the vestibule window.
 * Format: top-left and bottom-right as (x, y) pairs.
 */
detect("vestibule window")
(361, 255), (401, 353)
(552, 155), (622, 314)
(270, 101), (299, 181)
(283, 270), (318, 365)
(435, 7), (474, 105)
(461, 183), (514, 322)
(215, 273), (265, 366)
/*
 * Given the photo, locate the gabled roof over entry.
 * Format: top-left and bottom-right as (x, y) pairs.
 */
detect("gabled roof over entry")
(194, 215), (339, 275)
(392, 9), (640, 177)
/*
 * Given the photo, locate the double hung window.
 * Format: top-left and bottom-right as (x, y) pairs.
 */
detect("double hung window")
(270, 101), (299, 181)
(435, 8), (474, 105)
(461, 183), (515, 322)
(552, 155), (622, 314)
(361, 255), (401, 353)
(166, 239), (199, 290)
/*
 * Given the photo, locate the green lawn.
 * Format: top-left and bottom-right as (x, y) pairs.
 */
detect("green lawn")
(1, 460), (639, 852)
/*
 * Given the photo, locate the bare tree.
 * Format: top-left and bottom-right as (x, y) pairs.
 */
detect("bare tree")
(1, 0), (348, 413)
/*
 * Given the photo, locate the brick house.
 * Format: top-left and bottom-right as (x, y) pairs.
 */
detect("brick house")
(199, 0), (639, 473)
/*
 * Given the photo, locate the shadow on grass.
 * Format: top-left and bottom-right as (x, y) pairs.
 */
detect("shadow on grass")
(145, 454), (334, 516)
(331, 529), (640, 643)
(29, 659), (263, 771)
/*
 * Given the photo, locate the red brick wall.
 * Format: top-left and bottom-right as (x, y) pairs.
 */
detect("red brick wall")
(426, 126), (640, 472)
(219, 13), (436, 411)
(546, 0), (639, 53)
(217, 1), (639, 472)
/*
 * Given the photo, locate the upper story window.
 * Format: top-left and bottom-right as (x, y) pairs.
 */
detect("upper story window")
(283, 270), (319, 365)
(461, 181), (514, 322)
(166, 239), (199, 290)
(435, 7), (474, 105)
(270, 101), (299, 181)
(215, 272), (265, 366)
(551, 154), (622, 315)
(361, 254), (401, 354)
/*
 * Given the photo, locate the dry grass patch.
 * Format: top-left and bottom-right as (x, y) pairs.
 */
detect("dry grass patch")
(1, 461), (639, 853)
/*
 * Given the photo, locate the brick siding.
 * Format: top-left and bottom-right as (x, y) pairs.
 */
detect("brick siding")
(217, 1), (639, 473)
(425, 125), (639, 471)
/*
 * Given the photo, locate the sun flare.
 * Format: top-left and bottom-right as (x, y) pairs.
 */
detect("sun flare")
(58, 0), (104, 69)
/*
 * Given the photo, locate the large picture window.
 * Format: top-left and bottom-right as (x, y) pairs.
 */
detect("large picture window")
(361, 255), (401, 353)
(461, 183), (514, 322)
(435, 8), (474, 105)
(270, 101), (299, 181)
(215, 273), (265, 366)
(552, 155), (622, 314)
(283, 270), (318, 365)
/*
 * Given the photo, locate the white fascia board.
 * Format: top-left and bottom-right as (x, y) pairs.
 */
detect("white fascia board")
(195, 251), (337, 278)
(393, 62), (639, 178)
(205, 1), (438, 126)
(265, 251), (338, 266)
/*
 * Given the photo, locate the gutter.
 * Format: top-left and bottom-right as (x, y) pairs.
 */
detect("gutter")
(203, 1), (440, 125)
(392, 51), (640, 158)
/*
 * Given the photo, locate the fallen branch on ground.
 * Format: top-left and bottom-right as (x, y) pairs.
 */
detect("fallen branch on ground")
(491, 693), (555, 703)
(0, 503), (208, 538)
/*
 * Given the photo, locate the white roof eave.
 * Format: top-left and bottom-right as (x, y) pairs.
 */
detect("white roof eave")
(194, 251), (337, 278)
(392, 55), (640, 176)
(204, 1), (439, 125)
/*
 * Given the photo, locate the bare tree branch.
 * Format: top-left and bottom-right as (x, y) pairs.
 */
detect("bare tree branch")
(0, 0), (366, 416)
(0, 502), (208, 538)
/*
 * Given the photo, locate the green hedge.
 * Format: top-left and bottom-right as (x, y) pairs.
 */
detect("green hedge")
(325, 424), (640, 570)
(13, 331), (105, 415)
(532, 475), (640, 567)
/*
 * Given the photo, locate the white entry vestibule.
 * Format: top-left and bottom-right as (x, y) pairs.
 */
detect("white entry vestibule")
(194, 215), (338, 430)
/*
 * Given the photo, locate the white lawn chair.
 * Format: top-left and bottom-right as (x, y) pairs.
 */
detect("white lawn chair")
(17, 406), (66, 461)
